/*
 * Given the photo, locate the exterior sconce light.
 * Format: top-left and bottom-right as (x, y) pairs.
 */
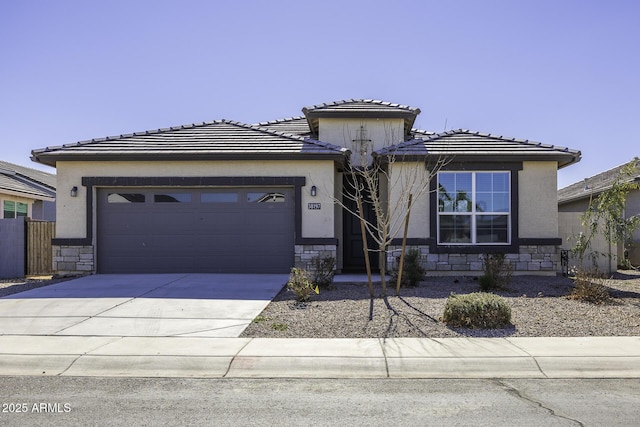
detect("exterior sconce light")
(310, 185), (317, 197)
(70, 186), (78, 197)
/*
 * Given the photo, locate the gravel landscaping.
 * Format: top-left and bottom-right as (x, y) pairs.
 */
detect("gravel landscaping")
(3, 272), (639, 339)
(240, 271), (640, 338)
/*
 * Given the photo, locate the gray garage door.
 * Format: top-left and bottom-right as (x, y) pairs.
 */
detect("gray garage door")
(97, 187), (294, 273)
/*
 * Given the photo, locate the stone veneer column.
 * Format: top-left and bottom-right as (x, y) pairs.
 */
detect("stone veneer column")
(294, 245), (337, 272)
(52, 245), (94, 276)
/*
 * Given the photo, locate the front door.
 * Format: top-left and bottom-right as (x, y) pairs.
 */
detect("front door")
(342, 175), (379, 272)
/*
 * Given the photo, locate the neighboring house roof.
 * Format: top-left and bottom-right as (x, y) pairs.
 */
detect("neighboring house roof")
(558, 158), (640, 205)
(302, 99), (420, 138)
(376, 129), (581, 168)
(0, 160), (56, 201)
(32, 120), (348, 167)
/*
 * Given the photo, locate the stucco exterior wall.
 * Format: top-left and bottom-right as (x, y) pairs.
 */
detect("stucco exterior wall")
(55, 160), (337, 241)
(519, 161), (559, 238)
(318, 118), (405, 166)
(387, 161), (431, 240)
(558, 199), (617, 273)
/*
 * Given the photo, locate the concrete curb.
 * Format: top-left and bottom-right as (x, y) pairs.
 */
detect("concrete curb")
(1, 336), (639, 379)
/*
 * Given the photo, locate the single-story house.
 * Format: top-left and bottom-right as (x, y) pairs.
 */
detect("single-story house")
(31, 99), (581, 276)
(0, 160), (56, 221)
(558, 158), (640, 273)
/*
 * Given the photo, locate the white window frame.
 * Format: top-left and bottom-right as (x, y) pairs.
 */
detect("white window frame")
(2, 199), (29, 219)
(437, 171), (511, 245)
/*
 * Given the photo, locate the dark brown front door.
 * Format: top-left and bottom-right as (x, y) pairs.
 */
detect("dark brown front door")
(342, 175), (379, 272)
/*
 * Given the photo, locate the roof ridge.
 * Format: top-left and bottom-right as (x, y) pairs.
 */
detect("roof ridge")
(409, 128), (580, 156)
(35, 119), (233, 152)
(255, 116), (306, 126)
(302, 98), (420, 113)
(0, 160), (55, 177)
(559, 157), (640, 192)
(33, 118), (347, 156)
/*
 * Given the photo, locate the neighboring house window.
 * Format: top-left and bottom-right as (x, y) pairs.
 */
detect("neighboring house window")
(2, 201), (28, 219)
(437, 171), (510, 245)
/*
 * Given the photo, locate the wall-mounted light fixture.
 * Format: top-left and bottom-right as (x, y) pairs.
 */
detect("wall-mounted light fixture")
(70, 186), (78, 197)
(310, 185), (317, 197)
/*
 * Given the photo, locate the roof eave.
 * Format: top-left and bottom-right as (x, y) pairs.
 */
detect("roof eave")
(31, 151), (349, 166)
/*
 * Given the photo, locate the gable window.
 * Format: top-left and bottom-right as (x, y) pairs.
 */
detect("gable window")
(437, 171), (510, 245)
(3, 201), (28, 219)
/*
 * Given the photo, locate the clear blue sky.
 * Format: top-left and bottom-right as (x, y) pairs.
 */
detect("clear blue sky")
(1, 0), (638, 188)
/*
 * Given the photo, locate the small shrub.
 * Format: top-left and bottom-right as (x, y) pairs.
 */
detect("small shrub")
(442, 292), (512, 329)
(271, 322), (288, 331)
(287, 267), (317, 302)
(310, 254), (336, 288)
(568, 269), (611, 304)
(391, 248), (425, 288)
(479, 253), (512, 290)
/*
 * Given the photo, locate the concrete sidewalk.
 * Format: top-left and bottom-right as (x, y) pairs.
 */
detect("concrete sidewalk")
(1, 336), (639, 379)
(1, 274), (639, 379)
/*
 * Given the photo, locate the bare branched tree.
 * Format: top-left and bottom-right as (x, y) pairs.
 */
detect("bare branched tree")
(334, 123), (449, 296)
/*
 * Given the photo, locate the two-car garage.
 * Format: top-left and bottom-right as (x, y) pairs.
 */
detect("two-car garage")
(96, 187), (295, 274)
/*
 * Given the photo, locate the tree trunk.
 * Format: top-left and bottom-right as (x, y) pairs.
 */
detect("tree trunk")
(356, 197), (374, 297)
(396, 194), (412, 295)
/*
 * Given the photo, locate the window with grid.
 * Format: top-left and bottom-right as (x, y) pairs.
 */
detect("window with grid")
(2, 201), (28, 219)
(437, 171), (510, 245)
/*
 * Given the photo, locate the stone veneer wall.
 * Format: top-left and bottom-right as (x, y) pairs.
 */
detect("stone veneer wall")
(387, 245), (560, 275)
(52, 245), (94, 276)
(295, 244), (337, 271)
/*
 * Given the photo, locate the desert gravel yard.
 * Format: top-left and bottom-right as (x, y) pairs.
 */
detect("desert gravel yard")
(240, 271), (640, 338)
(3, 272), (639, 339)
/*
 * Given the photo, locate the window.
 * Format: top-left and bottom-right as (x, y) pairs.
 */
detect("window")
(437, 172), (510, 244)
(3, 201), (28, 219)
(154, 193), (192, 203)
(201, 192), (239, 203)
(247, 192), (285, 203)
(108, 193), (146, 203)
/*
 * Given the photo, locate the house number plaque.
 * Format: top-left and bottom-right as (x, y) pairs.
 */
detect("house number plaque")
(308, 203), (321, 210)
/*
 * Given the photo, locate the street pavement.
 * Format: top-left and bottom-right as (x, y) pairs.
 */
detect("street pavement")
(0, 274), (639, 379)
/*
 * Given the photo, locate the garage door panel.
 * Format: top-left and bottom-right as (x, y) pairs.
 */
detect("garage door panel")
(98, 188), (294, 273)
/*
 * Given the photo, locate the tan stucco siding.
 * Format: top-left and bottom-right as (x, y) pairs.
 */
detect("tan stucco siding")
(387, 162), (431, 240)
(318, 118), (405, 165)
(558, 208), (616, 273)
(55, 160), (336, 241)
(518, 161), (559, 238)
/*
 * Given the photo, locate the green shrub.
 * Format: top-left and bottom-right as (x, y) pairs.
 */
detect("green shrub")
(442, 292), (512, 329)
(310, 254), (336, 288)
(391, 248), (425, 288)
(287, 267), (317, 302)
(479, 253), (512, 290)
(568, 269), (611, 304)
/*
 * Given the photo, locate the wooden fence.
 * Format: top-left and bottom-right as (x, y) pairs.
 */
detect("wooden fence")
(26, 219), (55, 276)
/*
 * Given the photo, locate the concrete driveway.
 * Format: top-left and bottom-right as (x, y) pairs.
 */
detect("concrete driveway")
(0, 274), (287, 338)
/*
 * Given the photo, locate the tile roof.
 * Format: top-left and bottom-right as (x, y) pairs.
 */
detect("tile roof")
(376, 129), (581, 168)
(0, 160), (56, 200)
(558, 158), (640, 204)
(302, 99), (420, 115)
(254, 116), (311, 136)
(302, 99), (420, 137)
(32, 120), (348, 166)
